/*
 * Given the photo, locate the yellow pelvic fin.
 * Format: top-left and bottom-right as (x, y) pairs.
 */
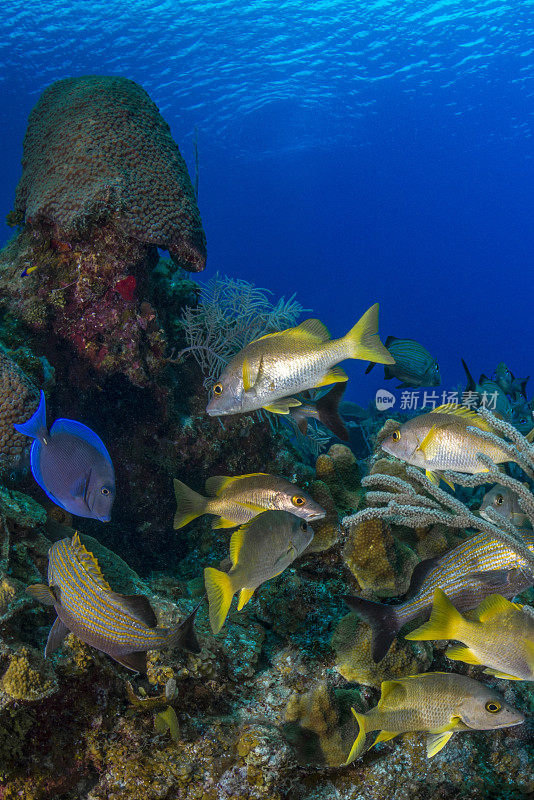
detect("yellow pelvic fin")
(173, 478), (207, 529)
(237, 587), (255, 610)
(405, 588), (465, 643)
(483, 668), (521, 680)
(445, 645), (482, 665)
(372, 730), (399, 747)
(526, 426), (534, 444)
(229, 523), (249, 566)
(26, 583), (56, 606)
(205, 473), (270, 497)
(71, 532), (111, 591)
(204, 567), (235, 634)
(212, 517), (241, 530)
(344, 303), (395, 365)
(425, 470), (440, 486)
(314, 367), (348, 388)
(345, 709), (368, 764)
(426, 730), (455, 758)
(474, 593), (518, 623)
(377, 679), (406, 710)
(430, 404), (494, 432)
(263, 398), (302, 414)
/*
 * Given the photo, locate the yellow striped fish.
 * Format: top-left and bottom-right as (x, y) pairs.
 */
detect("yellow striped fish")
(344, 529), (534, 663)
(27, 532), (201, 673)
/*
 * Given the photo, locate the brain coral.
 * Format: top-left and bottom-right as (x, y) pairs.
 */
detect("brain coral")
(14, 75), (206, 272)
(0, 352), (39, 477)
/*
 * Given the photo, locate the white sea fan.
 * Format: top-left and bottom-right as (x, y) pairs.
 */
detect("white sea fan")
(174, 273), (308, 387)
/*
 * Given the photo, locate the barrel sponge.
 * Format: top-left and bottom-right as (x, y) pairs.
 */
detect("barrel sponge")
(0, 352), (39, 475)
(14, 75), (206, 272)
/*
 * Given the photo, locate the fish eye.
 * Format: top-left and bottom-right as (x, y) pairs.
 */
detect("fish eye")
(300, 521), (308, 532)
(292, 495), (306, 507)
(392, 430), (401, 441)
(213, 383), (223, 395)
(494, 494), (504, 506)
(101, 487), (110, 496)
(485, 701), (501, 713)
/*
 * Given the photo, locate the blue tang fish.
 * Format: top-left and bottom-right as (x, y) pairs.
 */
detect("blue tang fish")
(14, 390), (115, 522)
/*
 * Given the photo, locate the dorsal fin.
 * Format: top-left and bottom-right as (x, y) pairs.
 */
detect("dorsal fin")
(377, 679), (406, 709)
(430, 404), (494, 432)
(293, 318), (331, 342)
(205, 473), (270, 497)
(229, 521), (253, 566)
(70, 532), (111, 591)
(473, 593), (521, 622)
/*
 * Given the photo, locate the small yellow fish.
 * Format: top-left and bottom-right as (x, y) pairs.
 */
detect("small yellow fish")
(346, 672), (524, 764)
(381, 404), (529, 486)
(204, 510), (313, 633)
(206, 304), (394, 416)
(173, 472), (325, 530)
(406, 589), (534, 681)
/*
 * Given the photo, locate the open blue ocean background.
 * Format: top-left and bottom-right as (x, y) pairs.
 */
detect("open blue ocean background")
(1, 0), (532, 404)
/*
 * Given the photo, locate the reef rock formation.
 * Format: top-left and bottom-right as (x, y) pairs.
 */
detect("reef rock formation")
(0, 76), (206, 387)
(0, 351), (39, 478)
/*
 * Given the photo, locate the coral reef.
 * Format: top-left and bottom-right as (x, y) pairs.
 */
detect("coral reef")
(0, 75), (206, 387)
(14, 76), (206, 272)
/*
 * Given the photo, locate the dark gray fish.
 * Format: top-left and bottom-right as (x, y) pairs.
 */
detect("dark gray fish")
(288, 382), (349, 440)
(14, 391), (115, 521)
(366, 336), (440, 388)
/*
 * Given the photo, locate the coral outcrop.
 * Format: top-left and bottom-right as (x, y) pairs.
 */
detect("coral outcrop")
(0, 351), (39, 477)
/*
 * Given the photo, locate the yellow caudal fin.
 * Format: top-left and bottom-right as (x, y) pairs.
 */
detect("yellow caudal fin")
(405, 588), (465, 642)
(204, 567), (235, 634)
(345, 709), (368, 764)
(173, 479), (208, 529)
(344, 304), (395, 365)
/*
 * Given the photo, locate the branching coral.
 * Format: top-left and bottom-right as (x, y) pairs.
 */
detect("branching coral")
(344, 409), (534, 571)
(171, 274), (307, 386)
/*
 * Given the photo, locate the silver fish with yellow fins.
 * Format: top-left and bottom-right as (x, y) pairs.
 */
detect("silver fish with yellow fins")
(173, 472), (325, 530)
(27, 532), (201, 673)
(206, 304), (394, 417)
(406, 589), (534, 681)
(204, 509), (313, 633)
(381, 403), (533, 487)
(344, 528), (534, 662)
(365, 336), (440, 389)
(346, 672), (524, 763)
(479, 484), (532, 530)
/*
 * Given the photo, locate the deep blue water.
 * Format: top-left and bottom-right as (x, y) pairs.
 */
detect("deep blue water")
(1, 0), (533, 404)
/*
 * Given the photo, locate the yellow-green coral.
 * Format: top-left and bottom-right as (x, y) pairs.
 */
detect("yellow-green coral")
(342, 517), (418, 597)
(0, 647), (55, 701)
(332, 611), (432, 687)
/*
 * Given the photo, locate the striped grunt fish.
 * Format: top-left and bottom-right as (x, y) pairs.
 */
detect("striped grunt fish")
(365, 336), (440, 388)
(27, 532), (201, 673)
(344, 529), (534, 663)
